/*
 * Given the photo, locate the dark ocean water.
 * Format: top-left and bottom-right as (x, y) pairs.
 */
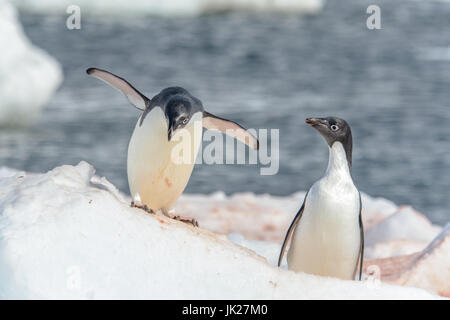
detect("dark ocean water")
(1, 0), (449, 225)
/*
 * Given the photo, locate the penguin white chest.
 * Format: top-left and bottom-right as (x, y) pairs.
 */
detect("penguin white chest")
(127, 108), (202, 212)
(288, 142), (361, 280)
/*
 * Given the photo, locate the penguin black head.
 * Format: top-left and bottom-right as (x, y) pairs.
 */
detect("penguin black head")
(165, 95), (194, 141)
(305, 117), (353, 166)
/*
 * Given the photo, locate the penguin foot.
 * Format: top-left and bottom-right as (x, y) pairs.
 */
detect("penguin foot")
(161, 209), (199, 227)
(131, 201), (154, 214)
(172, 215), (199, 228)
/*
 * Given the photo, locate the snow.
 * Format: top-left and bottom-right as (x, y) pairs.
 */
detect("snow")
(365, 206), (442, 246)
(177, 187), (448, 297)
(365, 225), (450, 297)
(175, 191), (303, 243)
(0, 162), (440, 299)
(10, 0), (324, 16)
(399, 225), (450, 297)
(228, 233), (281, 267)
(365, 239), (429, 260)
(0, 0), (62, 127)
(0, 166), (26, 179)
(174, 191), (441, 248)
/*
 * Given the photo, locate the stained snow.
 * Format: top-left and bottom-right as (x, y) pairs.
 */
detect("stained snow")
(0, 162), (441, 299)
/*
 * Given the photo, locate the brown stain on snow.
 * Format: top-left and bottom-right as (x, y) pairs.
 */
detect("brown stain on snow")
(157, 217), (169, 225)
(263, 224), (276, 232)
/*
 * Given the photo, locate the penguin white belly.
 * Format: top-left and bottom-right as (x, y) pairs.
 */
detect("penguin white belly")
(127, 108), (202, 212)
(288, 172), (361, 280)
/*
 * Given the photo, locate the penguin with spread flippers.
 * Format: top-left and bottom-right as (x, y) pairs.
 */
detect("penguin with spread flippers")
(87, 68), (259, 226)
(278, 117), (364, 280)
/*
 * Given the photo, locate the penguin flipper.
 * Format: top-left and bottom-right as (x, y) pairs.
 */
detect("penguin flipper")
(86, 67), (150, 111)
(357, 194), (365, 280)
(277, 193), (308, 267)
(202, 111), (259, 150)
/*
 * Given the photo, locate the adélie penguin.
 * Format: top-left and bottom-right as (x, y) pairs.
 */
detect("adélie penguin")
(278, 117), (364, 280)
(87, 67), (259, 226)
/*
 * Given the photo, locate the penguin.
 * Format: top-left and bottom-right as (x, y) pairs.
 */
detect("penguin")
(278, 117), (364, 280)
(87, 67), (259, 226)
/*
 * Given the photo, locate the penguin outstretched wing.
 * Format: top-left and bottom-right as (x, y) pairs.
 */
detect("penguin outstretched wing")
(202, 111), (259, 150)
(87, 67), (150, 111)
(277, 193), (308, 267)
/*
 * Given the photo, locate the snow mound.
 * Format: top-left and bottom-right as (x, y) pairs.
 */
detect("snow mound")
(0, 162), (438, 299)
(365, 206), (442, 247)
(176, 191), (438, 247)
(0, 166), (25, 179)
(177, 181), (448, 296)
(10, 0), (324, 16)
(400, 224), (450, 297)
(364, 225), (450, 297)
(228, 233), (282, 267)
(0, 0), (62, 127)
(365, 239), (429, 260)
(176, 191), (303, 243)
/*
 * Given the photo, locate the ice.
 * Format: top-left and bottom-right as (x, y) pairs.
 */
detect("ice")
(0, 0), (62, 127)
(365, 239), (429, 260)
(364, 225), (450, 297)
(0, 162), (439, 299)
(175, 191), (304, 243)
(0, 166), (25, 179)
(176, 191), (402, 244)
(360, 193), (398, 228)
(228, 233), (282, 267)
(400, 224), (450, 297)
(10, 0), (324, 16)
(365, 206), (442, 246)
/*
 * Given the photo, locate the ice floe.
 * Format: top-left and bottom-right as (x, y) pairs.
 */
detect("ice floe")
(0, 162), (443, 299)
(0, 0), (62, 127)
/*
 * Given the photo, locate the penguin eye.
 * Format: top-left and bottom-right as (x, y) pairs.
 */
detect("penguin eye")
(182, 118), (189, 125)
(330, 124), (339, 131)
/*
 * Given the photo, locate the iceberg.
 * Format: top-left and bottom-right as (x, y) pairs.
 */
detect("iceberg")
(0, 162), (442, 299)
(0, 0), (62, 127)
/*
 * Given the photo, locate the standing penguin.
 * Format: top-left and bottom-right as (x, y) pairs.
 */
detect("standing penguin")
(278, 117), (364, 280)
(87, 68), (258, 226)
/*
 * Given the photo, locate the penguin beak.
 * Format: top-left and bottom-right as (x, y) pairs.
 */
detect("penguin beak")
(305, 118), (327, 127)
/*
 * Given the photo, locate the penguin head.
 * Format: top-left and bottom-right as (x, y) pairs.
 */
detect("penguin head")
(305, 117), (353, 164)
(165, 96), (193, 141)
